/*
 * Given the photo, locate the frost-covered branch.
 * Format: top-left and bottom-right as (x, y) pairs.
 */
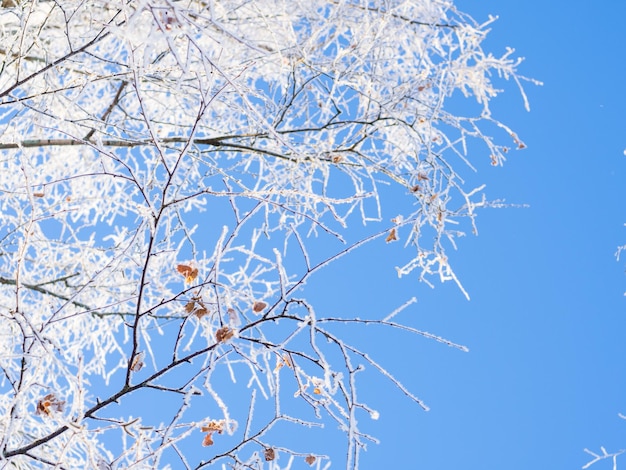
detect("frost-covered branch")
(0, 0), (532, 467)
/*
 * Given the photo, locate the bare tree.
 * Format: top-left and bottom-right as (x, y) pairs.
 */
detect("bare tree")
(0, 1), (534, 468)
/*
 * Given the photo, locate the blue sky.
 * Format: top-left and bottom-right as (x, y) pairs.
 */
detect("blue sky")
(315, 1), (626, 469)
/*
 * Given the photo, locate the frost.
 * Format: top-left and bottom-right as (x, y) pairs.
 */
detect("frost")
(0, 0), (529, 467)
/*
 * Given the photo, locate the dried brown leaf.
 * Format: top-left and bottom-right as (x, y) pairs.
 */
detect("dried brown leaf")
(215, 326), (234, 343)
(130, 352), (144, 372)
(177, 264), (198, 283)
(264, 448), (276, 461)
(385, 228), (398, 243)
(252, 301), (267, 313)
(275, 353), (293, 371)
(36, 393), (65, 417)
(201, 419), (225, 433)
(202, 432), (214, 446)
(305, 455), (316, 465)
(227, 308), (238, 322)
(194, 306), (209, 319)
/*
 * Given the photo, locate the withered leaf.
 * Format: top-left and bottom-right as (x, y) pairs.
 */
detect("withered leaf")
(252, 301), (267, 313)
(264, 448), (276, 461)
(201, 419), (225, 434)
(215, 326), (234, 343)
(385, 228), (398, 243)
(185, 298), (209, 318)
(305, 455), (316, 466)
(130, 352), (144, 372)
(201, 418), (227, 447)
(194, 306), (209, 319)
(177, 264), (198, 283)
(202, 432), (214, 446)
(36, 393), (65, 417)
(275, 353), (293, 371)
(227, 308), (238, 323)
(282, 354), (292, 368)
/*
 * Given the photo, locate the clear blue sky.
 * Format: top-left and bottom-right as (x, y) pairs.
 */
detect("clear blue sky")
(310, 1), (626, 469)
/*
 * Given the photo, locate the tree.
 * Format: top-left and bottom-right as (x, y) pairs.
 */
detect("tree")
(0, 1), (533, 468)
